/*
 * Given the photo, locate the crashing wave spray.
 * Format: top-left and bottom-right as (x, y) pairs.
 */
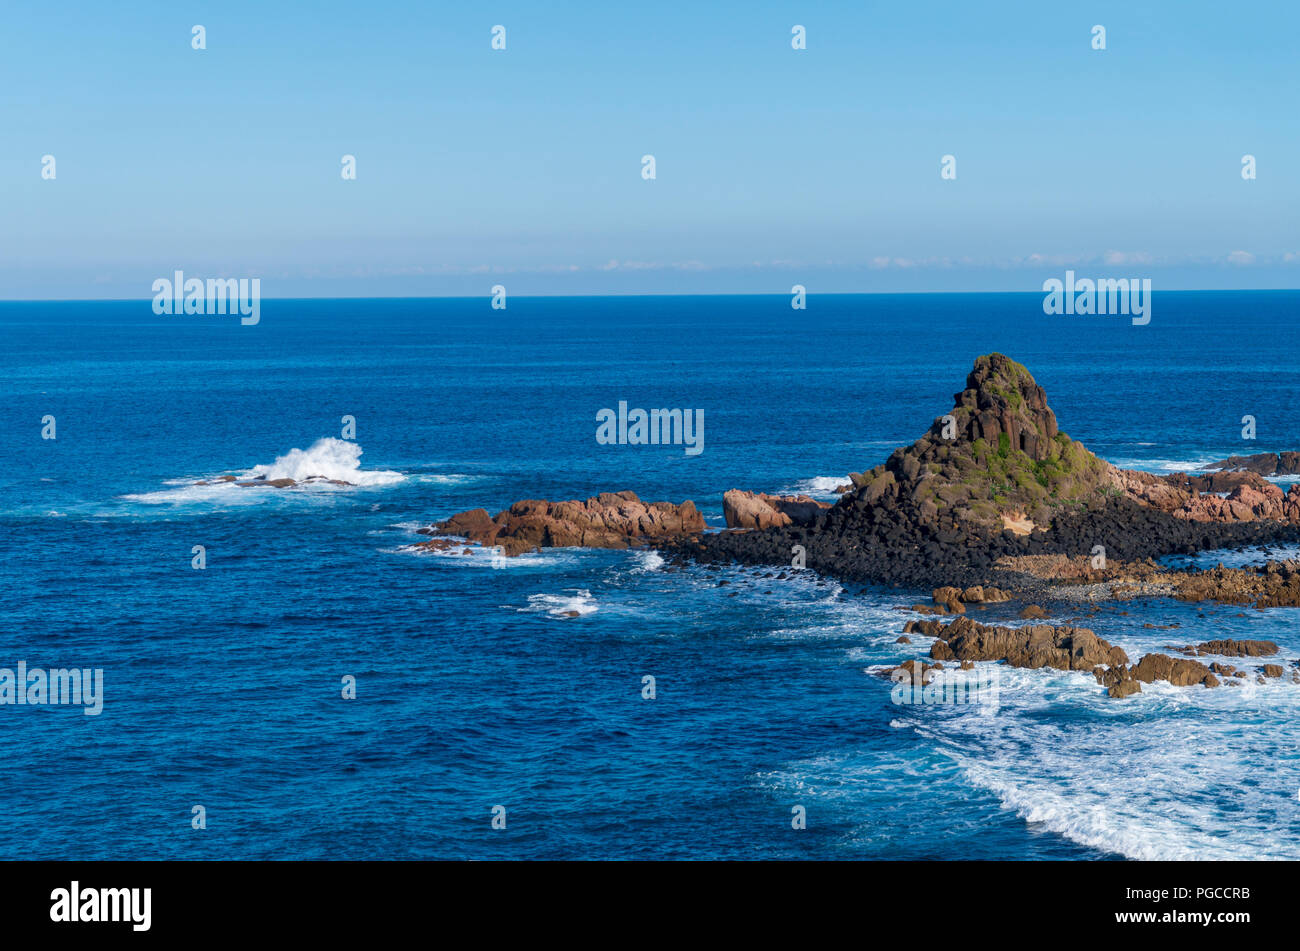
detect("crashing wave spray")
(242, 438), (403, 486)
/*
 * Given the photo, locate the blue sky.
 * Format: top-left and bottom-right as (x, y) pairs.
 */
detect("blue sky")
(2, 1), (1297, 298)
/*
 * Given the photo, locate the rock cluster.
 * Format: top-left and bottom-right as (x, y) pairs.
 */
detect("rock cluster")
(838, 353), (1110, 531)
(1172, 561), (1300, 608)
(1186, 639), (1279, 658)
(1115, 466), (1300, 523)
(1201, 452), (1300, 476)
(669, 354), (1300, 588)
(1096, 654), (1221, 697)
(912, 616), (1129, 672)
(892, 616), (1285, 698)
(420, 491), (705, 556)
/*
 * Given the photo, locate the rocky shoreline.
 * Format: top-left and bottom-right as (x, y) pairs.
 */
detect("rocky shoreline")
(663, 354), (1300, 593)
(416, 353), (1300, 698)
(415, 491), (704, 556)
(422, 353), (1300, 602)
(891, 588), (1300, 697)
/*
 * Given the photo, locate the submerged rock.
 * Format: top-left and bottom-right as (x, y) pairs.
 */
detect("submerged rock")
(194, 474), (353, 489)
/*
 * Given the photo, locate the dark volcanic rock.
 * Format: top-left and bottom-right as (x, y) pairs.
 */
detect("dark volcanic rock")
(659, 354), (1300, 589)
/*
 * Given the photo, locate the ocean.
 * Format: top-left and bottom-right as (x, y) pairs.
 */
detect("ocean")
(3, 291), (1300, 860)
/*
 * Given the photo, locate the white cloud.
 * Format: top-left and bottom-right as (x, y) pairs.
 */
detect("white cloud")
(1102, 250), (1153, 266)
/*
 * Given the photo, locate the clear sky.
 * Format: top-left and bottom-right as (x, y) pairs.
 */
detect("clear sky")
(2, 1), (1297, 298)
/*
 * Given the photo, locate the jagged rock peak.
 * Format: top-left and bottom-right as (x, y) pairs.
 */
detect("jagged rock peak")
(940, 353), (1059, 461)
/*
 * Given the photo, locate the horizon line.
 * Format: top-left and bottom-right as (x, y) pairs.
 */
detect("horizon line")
(4, 287), (1300, 304)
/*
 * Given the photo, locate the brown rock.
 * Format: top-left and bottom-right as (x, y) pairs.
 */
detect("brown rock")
(721, 490), (829, 530)
(422, 492), (705, 556)
(1130, 653), (1220, 688)
(926, 616), (1127, 671)
(1194, 639), (1279, 657)
(1108, 679), (1142, 699)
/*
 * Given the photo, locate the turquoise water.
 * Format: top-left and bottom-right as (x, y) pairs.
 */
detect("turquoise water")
(3, 292), (1299, 859)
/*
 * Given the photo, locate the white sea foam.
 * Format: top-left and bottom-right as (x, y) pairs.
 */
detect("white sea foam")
(396, 538), (580, 570)
(122, 482), (262, 505)
(916, 663), (1300, 860)
(1108, 455), (1225, 474)
(632, 550), (665, 572)
(519, 589), (598, 617)
(786, 475), (851, 500)
(389, 521), (428, 533)
(123, 439), (403, 504)
(1163, 542), (1300, 570)
(243, 438), (402, 486)
(777, 592), (1300, 861)
(412, 473), (481, 486)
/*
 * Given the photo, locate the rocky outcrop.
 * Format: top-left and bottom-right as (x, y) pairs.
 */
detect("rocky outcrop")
(933, 585), (1012, 604)
(1193, 639), (1279, 658)
(195, 474), (351, 488)
(1201, 452), (1300, 476)
(923, 616), (1129, 671)
(881, 658), (945, 683)
(722, 490), (829, 530)
(420, 491), (705, 556)
(1092, 653), (1221, 695)
(1107, 678), (1142, 699)
(898, 616), (1251, 698)
(837, 353), (1111, 532)
(1177, 483), (1300, 523)
(1172, 561), (1300, 607)
(670, 353), (1300, 588)
(1131, 654), (1220, 688)
(654, 354), (1300, 588)
(1109, 465), (1300, 524)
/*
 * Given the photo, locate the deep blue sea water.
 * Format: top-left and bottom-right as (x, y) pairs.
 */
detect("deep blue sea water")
(3, 292), (1300, 860)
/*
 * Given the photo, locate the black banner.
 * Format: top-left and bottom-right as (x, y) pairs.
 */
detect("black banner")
(0, 860), (1279, 938)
